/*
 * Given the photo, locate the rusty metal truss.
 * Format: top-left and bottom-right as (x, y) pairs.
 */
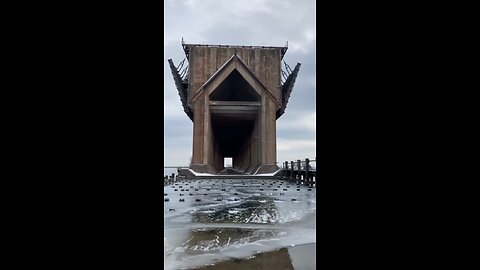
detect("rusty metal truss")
(168, 57), (193, 121)
(277, 61), (301, 119)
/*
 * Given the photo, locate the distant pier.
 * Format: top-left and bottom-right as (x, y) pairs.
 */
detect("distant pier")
(164, 157), (316, 188)
(279, 157), (316, 187)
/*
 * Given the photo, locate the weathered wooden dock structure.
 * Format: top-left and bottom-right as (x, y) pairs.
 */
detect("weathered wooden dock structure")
(168, 41), (301, 175)
(164, 157), (316, 187)
(279, 158), (316, 187)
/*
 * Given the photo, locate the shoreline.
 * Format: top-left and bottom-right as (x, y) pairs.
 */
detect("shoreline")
(189, 243), (316, 270)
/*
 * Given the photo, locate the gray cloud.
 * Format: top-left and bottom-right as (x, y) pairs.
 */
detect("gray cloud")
(164, 0), (316, 165)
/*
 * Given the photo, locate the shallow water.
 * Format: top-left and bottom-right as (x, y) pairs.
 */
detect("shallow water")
(164, 178), (316, 270)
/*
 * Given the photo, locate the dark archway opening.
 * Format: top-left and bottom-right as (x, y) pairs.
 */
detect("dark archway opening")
(211, 114), (255, 157)
(210, 70), (260, 102)
(209, 68), (261, 174)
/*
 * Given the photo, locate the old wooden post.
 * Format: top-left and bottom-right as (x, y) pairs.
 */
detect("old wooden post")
(305, 158), (310, 186)
(297, 160), (301, 183)
(290, 161), (294, 180)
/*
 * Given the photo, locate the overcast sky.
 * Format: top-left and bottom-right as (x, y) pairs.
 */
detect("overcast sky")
(164, 0), (316, 166)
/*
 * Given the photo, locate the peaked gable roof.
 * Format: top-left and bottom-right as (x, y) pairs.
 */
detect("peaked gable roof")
(189, 54), (281, 108)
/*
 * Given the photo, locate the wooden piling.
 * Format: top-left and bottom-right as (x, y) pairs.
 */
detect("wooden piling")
(290, 161), (294, 181)
(305, 158), (310, 186)
(297, 160), (301, 184)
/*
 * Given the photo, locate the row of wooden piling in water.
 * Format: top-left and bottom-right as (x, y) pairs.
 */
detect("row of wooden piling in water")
(280, 158), (316, 187)
(164, 173), (181, 186)
(163, 158), (316, 187)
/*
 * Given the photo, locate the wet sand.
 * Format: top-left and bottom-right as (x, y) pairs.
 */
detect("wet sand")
(190, 243), (316, 270)
(191, 247), (294, 270)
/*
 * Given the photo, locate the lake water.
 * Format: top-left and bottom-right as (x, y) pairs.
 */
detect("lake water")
(164, 178), (316, 270)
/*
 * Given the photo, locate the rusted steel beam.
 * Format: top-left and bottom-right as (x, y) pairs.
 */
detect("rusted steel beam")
(182, 43), (289, 59)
